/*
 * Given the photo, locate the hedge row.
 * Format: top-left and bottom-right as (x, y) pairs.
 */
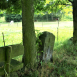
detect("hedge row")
(5, 13), (59, 22)
(0, 14), (4, 17)
(5, 14), (22, 22)
(34, 13), (60, 22)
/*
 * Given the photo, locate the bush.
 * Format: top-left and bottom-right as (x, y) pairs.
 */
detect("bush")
(61, 14), (73, 21)
(5, 14), (22, 22)
(34, 13), (60, 22)
(0, 14), (4, 17)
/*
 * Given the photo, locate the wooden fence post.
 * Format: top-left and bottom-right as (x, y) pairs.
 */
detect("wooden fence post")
(5, 46), (12, 77)
(57, 18), (59, 41)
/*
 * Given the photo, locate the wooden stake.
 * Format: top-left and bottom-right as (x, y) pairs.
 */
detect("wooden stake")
(57, 27), (58, 41)
(5, 46), (12, 77)
(57, 18), (59, 41)
(2, 32), (5, 47)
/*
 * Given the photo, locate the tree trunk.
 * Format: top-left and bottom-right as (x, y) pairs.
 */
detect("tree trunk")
(22, 0), (36, 68)
(73, 0), (77, 44)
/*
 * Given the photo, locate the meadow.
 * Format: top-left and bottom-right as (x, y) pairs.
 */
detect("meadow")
(0, 21), (77, 77)
(0, 21), (73, 47)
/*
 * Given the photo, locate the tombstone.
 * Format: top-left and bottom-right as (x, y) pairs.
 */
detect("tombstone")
(38, 31), (55, 62)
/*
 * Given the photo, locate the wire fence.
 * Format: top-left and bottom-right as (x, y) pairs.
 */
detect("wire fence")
(0, 21), (73, 47)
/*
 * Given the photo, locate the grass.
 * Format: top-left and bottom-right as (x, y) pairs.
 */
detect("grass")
(52, 40), (77, 77)
(0, 24), (22, 46)
(0, 17), (5, 23)
(0, 21), (73, 46)
(0, 21), (77, 77)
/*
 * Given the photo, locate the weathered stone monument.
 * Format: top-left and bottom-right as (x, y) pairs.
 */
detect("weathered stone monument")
(38, 31), (55, 62)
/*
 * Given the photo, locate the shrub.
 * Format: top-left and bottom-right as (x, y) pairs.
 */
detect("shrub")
(5, 14), (22, 22)
(0, 14), (4, 17)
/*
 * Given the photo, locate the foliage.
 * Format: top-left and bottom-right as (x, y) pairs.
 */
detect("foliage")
(34, 0), (73, 21)
(0, 10), (5, 17)
(0, 0), (73, 14)
(0, 17), (5, 23)
(35, 30), (43, 63)
(0, 0), (73, 22)
(60, 5), (73, 21)
(34, 13), (60, 21)
(34, 0), (45, 12)
(0, 0), (21, 14)
(5, 14), (22, 22)
(0, 14), (3, 17)
(61, 14), (73, 21)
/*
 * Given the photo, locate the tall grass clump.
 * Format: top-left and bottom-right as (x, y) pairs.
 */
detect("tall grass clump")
(52, 39), (77, 77)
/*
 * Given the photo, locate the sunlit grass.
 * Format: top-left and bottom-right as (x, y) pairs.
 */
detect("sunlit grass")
(0, 25), (22, 46)
(0, 21), (73, 47)
(0, 17), (5, 23)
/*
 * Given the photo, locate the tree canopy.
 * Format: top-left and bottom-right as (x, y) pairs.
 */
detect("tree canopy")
(0, 0), (73, 14)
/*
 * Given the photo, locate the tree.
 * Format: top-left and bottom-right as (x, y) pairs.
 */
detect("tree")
(0, 0), (36, 68)
(21, 0), (36, 68)
(44, 0), (77, 44)
(73, 0), (77, 44)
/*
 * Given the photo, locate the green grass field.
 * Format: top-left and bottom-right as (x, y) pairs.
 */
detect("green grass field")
(0, 21), (73, 47)
(0, 21), (77, 77)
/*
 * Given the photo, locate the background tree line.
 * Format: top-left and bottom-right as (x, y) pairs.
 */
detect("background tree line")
(0, 12), (73, 22)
